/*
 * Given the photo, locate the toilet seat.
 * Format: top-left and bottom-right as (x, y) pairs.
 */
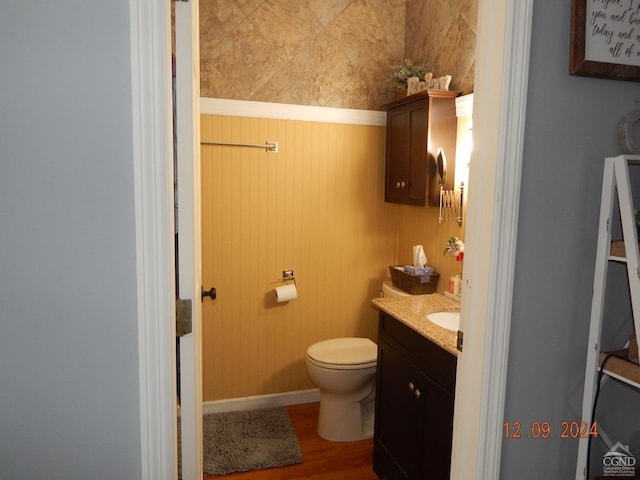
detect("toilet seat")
(306, 337), (377, 370)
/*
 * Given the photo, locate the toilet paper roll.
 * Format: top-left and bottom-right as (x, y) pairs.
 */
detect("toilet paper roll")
(273, 284), (297, 303)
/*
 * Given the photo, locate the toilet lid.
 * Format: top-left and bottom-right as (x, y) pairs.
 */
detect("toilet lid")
(307, 337), (377, 366)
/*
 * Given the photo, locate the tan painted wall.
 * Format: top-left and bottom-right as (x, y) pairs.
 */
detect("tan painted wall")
(200, 114), (398, 400)
(200, 109), (471, 401)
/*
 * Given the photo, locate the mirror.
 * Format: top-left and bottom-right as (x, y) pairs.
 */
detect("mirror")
(437, 148), (447, 186)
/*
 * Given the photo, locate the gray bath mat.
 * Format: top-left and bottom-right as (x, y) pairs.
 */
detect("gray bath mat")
(202, 406), (303, 476)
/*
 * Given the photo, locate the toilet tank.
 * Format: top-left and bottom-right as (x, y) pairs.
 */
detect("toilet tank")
(381, 280), (411, 298)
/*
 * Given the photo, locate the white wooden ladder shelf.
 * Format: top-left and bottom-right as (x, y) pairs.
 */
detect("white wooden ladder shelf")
(576, 154), (640, 479)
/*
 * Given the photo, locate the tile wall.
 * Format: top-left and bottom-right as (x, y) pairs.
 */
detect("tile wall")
(405, 0), (477, 95)
(199, 0), (476, 109)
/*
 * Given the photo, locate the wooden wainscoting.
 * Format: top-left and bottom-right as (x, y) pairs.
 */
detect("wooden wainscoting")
(200, 113), (394, 402)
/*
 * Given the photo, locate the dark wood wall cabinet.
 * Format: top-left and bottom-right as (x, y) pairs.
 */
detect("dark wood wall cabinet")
(382, 90), (459, 206)
(373, 312), (457, 480)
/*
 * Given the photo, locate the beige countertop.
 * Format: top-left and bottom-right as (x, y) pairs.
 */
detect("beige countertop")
(371, 293), (460, 356)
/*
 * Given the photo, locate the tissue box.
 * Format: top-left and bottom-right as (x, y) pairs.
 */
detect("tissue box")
(403, 265), (434, 276)
(389, 265), (440, 295)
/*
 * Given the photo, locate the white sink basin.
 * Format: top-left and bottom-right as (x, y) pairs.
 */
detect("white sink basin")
(426, 311), (460, 332)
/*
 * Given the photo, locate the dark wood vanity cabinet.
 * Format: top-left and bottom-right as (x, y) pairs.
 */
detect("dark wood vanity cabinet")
(373, 312), (457, 480)
(382, 90), (459, 206)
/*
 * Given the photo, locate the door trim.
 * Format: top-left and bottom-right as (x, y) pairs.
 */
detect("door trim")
(130, 0), (176, 478)
(450, 0), (533, 479)
(174, 1), (204, 479)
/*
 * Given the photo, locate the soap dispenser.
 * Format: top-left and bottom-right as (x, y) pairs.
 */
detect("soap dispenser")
(448, 275), (459, 295)
(448, 274), (462, 296)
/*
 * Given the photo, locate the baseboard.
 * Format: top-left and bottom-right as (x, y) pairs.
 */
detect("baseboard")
(201, 389), (320, 415)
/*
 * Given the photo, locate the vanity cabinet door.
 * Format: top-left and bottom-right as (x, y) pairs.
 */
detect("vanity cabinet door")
(374, 312), (456, 480)
(420, 373), (454, 479)
(374, 338), (426, 480)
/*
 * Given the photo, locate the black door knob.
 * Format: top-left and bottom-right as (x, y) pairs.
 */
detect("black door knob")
(201, 286), (217, 301)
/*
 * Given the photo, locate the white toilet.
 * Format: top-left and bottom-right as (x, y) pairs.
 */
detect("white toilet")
(305, 280), (411, 442)
(381, 279), (411, 299)
(306, 337), (378, 441)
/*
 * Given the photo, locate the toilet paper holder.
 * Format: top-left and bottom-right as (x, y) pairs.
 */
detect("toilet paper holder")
(273, 271), (298, 303)
(282, 269), (296, 284)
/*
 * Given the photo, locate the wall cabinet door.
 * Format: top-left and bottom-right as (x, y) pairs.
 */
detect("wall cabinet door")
(385, 100), (427, 205)
(382, 91), (458, 207)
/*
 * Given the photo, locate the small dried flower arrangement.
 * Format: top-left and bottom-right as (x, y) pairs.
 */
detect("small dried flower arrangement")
(390, 59), (433, 89)
(443, 236), (465, 262)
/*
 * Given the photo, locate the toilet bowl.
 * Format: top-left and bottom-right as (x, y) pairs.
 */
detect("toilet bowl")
(381, 279), (411, 298)
(306, 337), (378, 441)
(305, 280), (412, 442)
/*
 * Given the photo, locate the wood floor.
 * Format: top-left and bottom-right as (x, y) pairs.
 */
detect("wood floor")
(204, 402), (379, 480)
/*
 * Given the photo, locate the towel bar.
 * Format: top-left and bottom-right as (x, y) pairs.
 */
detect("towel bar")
(201, 140), (278, 153)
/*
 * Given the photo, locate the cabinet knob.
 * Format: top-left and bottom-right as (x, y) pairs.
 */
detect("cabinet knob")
(408, 381), (421, 399)
(395, 181), (407, 189)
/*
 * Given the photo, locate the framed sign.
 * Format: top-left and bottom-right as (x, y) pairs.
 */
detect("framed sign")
(570, 0), (640, 81)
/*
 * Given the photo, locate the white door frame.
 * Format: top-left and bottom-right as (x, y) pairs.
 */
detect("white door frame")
(450, 0), (533, 478)
(129, 0), (204, 478)
(174, 1), (204, 479)
(129, 0), (176, 478)
(129, 0), (534, 478)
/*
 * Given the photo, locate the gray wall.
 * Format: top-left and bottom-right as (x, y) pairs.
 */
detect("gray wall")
(0, 3), (141, 478)
(501, 0), (640, 478)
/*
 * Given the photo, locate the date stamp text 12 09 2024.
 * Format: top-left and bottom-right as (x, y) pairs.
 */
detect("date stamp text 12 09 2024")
(504, 421), (598, 439)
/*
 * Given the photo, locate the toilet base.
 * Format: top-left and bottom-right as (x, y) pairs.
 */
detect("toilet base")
(316, 389), (375, 442)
